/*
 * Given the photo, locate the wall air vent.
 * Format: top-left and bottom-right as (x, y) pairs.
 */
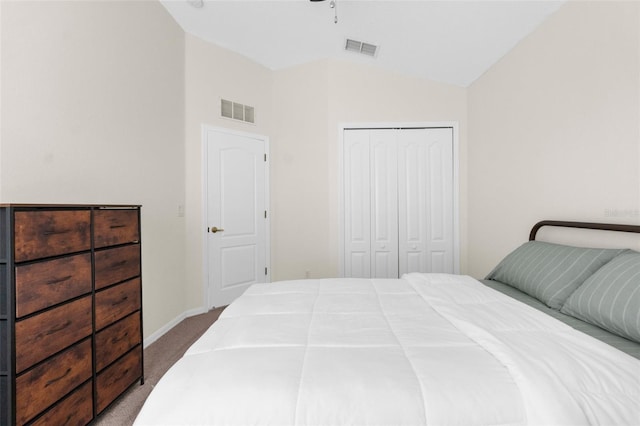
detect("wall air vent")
(345, 38), (378, 57)
(221, 99), (255, 124)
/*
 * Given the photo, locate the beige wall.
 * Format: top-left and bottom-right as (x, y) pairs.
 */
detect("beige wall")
(269, 59), (468, 281)
(183, 55), (467, 303)
(0, 1), (186, 339)
(184, 34), (273, 309)
(326, 60), (468, 275)
(270, 61), (331, 280)
(8, 0), (634, 341)
(0, 0), (468, 340)
(467, 1), (640, 278)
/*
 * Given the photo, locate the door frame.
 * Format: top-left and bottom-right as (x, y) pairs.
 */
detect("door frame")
(201, 124), (271, 309)
(338, 121), (460, 277)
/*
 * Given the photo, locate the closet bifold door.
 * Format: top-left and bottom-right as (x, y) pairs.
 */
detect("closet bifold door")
(397, 128), (454, 275)
(343, 129), (372, 278)
(342, 127), (455, 279)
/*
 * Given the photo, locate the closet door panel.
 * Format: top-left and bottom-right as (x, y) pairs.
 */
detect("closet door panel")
(349, 252), (369, 278)
(397, 128), (454, 275)
(370, 130), (398, 278)
(425, 128), (454, 273)
(406, 251), (423, 274)
(398, 129), (429, 275)
(343, 130), (371, 278)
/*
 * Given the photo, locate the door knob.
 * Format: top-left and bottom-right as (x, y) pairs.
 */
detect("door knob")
(210, 226), (225, 233)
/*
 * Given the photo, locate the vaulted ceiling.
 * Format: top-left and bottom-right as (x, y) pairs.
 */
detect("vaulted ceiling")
(161, 0), (564, 87)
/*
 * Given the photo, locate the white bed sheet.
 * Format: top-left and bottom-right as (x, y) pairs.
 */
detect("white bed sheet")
(135, 274), (640, 425)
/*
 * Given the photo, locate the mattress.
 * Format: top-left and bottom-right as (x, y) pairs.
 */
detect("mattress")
(135, 274), (640, 425)
(480, 278), (640, 359)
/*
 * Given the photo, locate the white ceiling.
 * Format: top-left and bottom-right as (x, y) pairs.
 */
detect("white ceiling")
(161, 0), (564, 87)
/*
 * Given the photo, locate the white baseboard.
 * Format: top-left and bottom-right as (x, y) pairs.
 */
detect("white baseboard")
(143, 306), (208, 348)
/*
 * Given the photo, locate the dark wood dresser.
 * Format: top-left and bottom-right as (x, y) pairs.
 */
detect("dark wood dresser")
(0, 204), (143, 425)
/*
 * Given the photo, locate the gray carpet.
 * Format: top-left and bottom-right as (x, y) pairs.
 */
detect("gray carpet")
(94, 307), (225, 426)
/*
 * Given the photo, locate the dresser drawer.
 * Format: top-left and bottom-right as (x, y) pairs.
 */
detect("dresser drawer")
(14, 210), (91, 262)
(15, 296), (92, 373)
(16, 339), (92, 425)
(95, 313), (141, 371)
(94, 244), (141, 290)
(94, 209), (139, 248)
(29, 380), (93, 426)
(95, 278), (141, 331)
(96, 347), (142, 413)
(15, 253), (92, 318)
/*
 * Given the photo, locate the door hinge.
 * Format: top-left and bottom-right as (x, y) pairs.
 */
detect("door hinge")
(265, 267), (268, 275)
(264, 210), (267, 219)
(264, 153), (267, 162)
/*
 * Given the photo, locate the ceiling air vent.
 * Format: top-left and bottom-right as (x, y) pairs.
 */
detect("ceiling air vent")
(345, 38), (378, 57)
(221, 99), (255, 124)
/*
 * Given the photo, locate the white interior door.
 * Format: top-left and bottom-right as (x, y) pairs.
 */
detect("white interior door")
(206, 127), (269, 307)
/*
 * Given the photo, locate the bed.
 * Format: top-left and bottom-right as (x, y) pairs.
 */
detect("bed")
(134, 221), (640, 425)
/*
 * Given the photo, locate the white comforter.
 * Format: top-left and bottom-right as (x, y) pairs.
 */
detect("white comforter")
(135, 274), (640, 425)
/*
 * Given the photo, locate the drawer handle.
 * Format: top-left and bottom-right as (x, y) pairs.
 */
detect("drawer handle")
(112, 260), (128, 268)
(112, 295), (129, 306)
(45, 368), (71, 387)
(47, 275), (72, 285)
(46, 320), (72, 335)
(119, 368), (130, 380)
(110, 224), (127, 229)
(43, 228), (71, 236)
(111, 331), (129, 344)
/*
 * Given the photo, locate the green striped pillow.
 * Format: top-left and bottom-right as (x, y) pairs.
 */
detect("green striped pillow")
(561, 250), (640, 343)
(486, 241), (624, 310)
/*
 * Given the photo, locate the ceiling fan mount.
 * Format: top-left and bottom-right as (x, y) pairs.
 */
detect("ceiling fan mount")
(310, 0), (338, 22)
